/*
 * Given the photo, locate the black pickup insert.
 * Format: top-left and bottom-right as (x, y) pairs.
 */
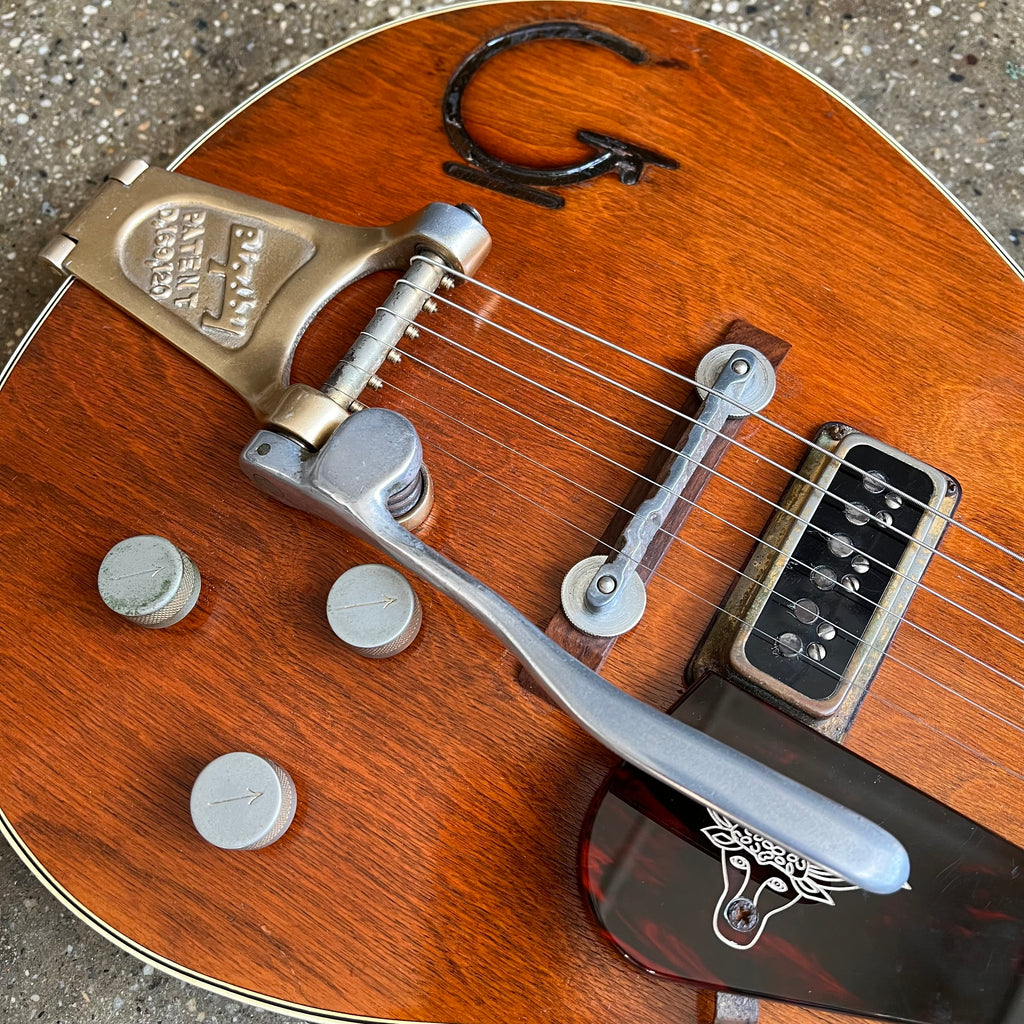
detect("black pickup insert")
(745, 444), (939, 702)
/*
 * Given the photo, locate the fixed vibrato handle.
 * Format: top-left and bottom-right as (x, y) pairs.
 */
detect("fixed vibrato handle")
(240, 407), (911, 896)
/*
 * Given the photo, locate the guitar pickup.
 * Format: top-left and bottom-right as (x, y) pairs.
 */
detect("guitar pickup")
(695, 425), (959, 724)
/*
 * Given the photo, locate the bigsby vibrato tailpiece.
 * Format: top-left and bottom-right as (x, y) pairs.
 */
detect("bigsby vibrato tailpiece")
(41, 158), (491, 454)
(41, 160), (910, 895)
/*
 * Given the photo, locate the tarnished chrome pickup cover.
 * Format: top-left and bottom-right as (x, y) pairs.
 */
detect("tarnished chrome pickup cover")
(694, 425), (959, 730)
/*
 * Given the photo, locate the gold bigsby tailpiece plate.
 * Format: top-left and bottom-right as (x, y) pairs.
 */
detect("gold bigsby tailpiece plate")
(40, 158), (491, 448)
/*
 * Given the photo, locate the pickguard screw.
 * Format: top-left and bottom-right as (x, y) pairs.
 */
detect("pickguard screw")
(725, 897), (759, 932)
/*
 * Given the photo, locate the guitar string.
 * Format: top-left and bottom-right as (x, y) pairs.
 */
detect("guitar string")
(414, 256), (1024, 572)
(417, 431), (1024, 785)
(382, 314), (1024, 655)
(381, 372), (1024, 752)
(380, 374), (1024, 699)
(412, 429), (1024, 789)
(412, 255), (1024, 582)
(406, 274), (1024, 615)
(390, 338), (1024, 688)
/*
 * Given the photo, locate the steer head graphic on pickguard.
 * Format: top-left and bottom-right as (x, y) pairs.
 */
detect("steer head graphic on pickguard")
(701, 809), (861, 949)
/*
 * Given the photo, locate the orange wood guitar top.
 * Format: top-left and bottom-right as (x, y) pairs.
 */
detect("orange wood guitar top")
(1, 3), (1022, 1022)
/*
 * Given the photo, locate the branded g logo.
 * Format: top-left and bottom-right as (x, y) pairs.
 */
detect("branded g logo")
(442, 22), (678, 209)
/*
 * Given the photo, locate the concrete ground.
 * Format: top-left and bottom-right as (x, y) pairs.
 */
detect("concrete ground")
(1, 0), (1022, 1022)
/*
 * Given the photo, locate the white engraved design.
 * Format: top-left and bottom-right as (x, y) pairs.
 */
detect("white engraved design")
(701, 808), (859, 949)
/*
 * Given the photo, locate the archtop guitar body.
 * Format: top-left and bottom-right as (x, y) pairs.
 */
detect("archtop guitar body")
(2, 3), (1023, 1023)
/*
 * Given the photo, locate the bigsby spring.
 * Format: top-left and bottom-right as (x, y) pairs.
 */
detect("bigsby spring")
(321, 251), (452, 526)
(322, 252), (451, 413)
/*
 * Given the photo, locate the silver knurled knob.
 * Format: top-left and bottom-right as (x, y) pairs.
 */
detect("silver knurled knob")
(97, 535), (201, 628)
(190, 752), (297, 851)
(326, 563), (422, 658)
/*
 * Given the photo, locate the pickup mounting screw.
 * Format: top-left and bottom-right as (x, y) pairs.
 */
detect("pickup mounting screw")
(807, 642), (827, 661)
